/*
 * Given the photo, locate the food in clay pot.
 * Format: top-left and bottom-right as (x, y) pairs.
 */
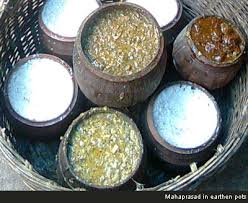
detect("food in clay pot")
(173, 16), (246, 90)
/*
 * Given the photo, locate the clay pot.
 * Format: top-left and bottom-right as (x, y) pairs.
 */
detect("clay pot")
(39, 14), (74, 64)
(57, 107), (145, 190)
(173, 16), (246, 90)
(144, 81), (222, 166)
(73, 2), (166, 108)
(38, 0), (99, 64)
(3, 54), (79, 139)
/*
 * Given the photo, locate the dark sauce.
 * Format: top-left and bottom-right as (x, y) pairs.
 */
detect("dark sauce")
(190, 16), (243, 64)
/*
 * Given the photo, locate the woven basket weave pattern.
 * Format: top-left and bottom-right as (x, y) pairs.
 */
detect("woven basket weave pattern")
(0, 0), (247, 191)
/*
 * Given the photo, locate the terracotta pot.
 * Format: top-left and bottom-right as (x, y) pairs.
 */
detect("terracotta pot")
(38, 14), (75, 64)
(73, 2), (166, 108)
(173, 16), (246, 90)
(38, 0), (100, 64)
(57, 107), (145, 190)
(3, 54), (79, 139)
(144, 81), (222, 166)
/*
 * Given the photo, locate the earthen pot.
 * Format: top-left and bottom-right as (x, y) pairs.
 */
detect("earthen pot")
(173, 16), (246, 90)
(3, 54), (80, 139)
(73, 2), (166, 108)
(57, 107), (145, 190)
(144, 81), (222, 166)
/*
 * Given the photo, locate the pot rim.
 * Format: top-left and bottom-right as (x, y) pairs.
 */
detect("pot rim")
(38, 10), (75, 43)
(160, 0), (183, 32)
(3, 53), (78, 128)
(146, 81), (222, 156)
(75, 2), (164, 83)
(61, 107), (144, 190)
(186, 15), (246, 68)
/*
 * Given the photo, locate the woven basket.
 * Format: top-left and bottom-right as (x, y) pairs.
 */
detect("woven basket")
(0, 0), (247, 191)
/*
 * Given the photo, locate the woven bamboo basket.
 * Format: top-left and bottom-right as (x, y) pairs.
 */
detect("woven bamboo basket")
(0, 0), (247, 191)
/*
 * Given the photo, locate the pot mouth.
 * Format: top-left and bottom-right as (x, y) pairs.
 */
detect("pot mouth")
(186, 15), (246, 67)
(38, 12), (76, 43)
(160, 0), (183, 31)
(3, 54), (78, 128)
(76, 2), (164, 83)
(38, 0), (100, 41)
(146, 81), (222, 156)
(62, 107), (144, 190)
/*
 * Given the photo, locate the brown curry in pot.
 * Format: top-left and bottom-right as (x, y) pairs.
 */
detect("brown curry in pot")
(190, 16), (243, 64)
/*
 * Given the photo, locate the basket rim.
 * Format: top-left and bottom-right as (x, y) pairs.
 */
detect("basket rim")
(1, 124), (247, 191)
